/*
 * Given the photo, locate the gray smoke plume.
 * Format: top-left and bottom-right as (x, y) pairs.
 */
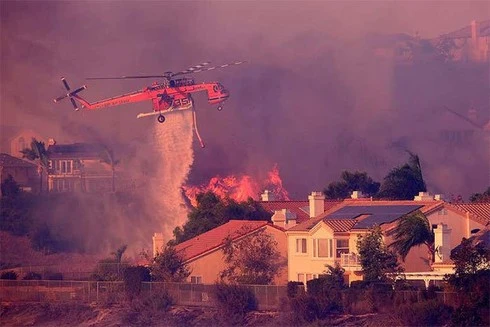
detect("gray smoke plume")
(1, 1), (489, 254)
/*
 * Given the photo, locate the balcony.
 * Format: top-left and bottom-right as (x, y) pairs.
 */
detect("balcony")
(339, 253), (361, 270)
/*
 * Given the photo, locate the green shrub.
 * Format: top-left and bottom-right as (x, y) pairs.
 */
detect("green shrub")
(123, 291), (174, 326)
(287, 281), (304, 298)
(396, 299), (452, 326)
(288, 293), (320, 324)
(0, 270), (18, 280)
(123, 265), (151, 299)
(23, 272), (42, 280)
(214, 283), (257, 326)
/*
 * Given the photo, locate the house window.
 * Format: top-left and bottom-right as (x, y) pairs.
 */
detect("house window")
(306, 274), (313, 282)
(60, 160), (72, 174)
(437, 209), (448, 215)
(296, 238), (307, 253)
(336, 239), (349, 258)
(313, 239), (334, 258)
(190, 276), (202, 284)
(297, 273), (305, 283)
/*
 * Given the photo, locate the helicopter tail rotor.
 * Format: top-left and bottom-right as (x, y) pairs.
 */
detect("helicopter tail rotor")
(54, 77), (87, 110)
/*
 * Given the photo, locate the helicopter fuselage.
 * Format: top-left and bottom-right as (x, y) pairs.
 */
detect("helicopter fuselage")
(71, 80), (229, 112)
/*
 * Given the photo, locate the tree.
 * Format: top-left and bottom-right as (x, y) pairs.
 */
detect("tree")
(377, 152), (427, 200)
(20, 138), (49, 192)
(150, 244), (190, 282)
(1, 174), (21, 197)
(91, 244), (129, 281)
(446, 235), (490, 326)
(323, 170), (380, 199)
(219, 227), (284, 285)
(389, 210), (435, 265)
(172, 191), (272, 244)
(357, 226), (402, 282)
(0, 175), (33, 236)
(469, 187), (490, 203)
(111, 244), (128, 263)
(450, 235), (490, 278)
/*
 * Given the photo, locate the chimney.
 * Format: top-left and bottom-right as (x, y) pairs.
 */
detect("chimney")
(351, 190), (364, 199)
(414, 192), (433, 201)
(434, 194), (444, 201)
(271, 209), (297, 229)
(261, 190), (276, 202)
(152, 233), (164, 258)
(433, 223), (452, 264)
(308, 191), (325, 218)
(471, 20), (480, 44)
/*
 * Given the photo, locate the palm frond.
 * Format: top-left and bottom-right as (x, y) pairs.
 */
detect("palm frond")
(389, 210), (433, 261)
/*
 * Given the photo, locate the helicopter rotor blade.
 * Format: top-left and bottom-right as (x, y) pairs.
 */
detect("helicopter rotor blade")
(87, 75), (169, 80)
(85, 60), (245, 80)
(54, 94), (68, 102)
(172, 62), (211, 77)
(180, 61), (246, 75)
(70, 98), (78, 110)
(61, 77), (71, 91)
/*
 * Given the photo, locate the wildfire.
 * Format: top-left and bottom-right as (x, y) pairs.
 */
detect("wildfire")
(183, 164), (290, 206)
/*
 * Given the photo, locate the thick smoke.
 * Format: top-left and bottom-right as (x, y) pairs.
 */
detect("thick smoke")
(1, 1), (489, 254)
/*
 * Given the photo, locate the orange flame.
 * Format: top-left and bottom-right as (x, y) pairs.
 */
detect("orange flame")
(183, 164), (290, 206)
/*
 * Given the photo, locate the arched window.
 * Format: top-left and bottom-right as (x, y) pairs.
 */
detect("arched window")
(18, 137), (26, 152)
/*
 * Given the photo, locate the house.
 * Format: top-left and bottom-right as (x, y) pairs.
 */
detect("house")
(46, 142), (114, 192)
(435, 19), (490, 62)
(153, 220), (288, 285)
(281, 191), (489, 285)
(259, 190), (343, 229)
(0, 153), (39, 194)
(5, 129), (48, 159)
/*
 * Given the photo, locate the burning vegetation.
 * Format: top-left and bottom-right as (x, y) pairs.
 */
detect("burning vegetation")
(183, 164), (290, 206)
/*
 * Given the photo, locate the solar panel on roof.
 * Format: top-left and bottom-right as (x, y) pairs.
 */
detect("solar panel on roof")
(326, 204), (423, 228)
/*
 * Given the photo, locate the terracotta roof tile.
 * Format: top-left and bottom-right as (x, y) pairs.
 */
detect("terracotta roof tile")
(260, 200), (342, 224)
(0, 153), (37, 168)
(174, 220), (275, 262)
(448, 203), (490, 226)
(323, 219), (357, 232)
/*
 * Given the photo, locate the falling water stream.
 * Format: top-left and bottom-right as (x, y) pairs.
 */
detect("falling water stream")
(150, 109), (195, 241)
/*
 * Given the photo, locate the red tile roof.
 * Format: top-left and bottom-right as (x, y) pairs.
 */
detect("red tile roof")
(323, 219), (358, 232)
(448, 203), (490, 226)
(174, 220), (280, 262)
(0, 153), (37, 168)
(287, 199), (445, 232)
(260, 200), (343, 224)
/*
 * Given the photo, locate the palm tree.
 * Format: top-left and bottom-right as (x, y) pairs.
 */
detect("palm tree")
(377, 152), (427, 200)
(389, 210), (435, 268)
(20, 138), (49, 192)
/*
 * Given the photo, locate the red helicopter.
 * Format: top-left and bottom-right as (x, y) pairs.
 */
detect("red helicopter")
(53, 61), (245, 124)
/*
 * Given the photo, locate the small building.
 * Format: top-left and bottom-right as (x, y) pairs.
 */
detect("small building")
(0, 153), (39, 194)
(154, 220), (288, 285)
(46, 142), (114, 192)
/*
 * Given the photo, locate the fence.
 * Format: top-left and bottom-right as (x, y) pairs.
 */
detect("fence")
(0, 280), (288, 310)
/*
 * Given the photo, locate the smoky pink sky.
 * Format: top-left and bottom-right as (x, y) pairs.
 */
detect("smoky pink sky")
(1, 1), (489, 199)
